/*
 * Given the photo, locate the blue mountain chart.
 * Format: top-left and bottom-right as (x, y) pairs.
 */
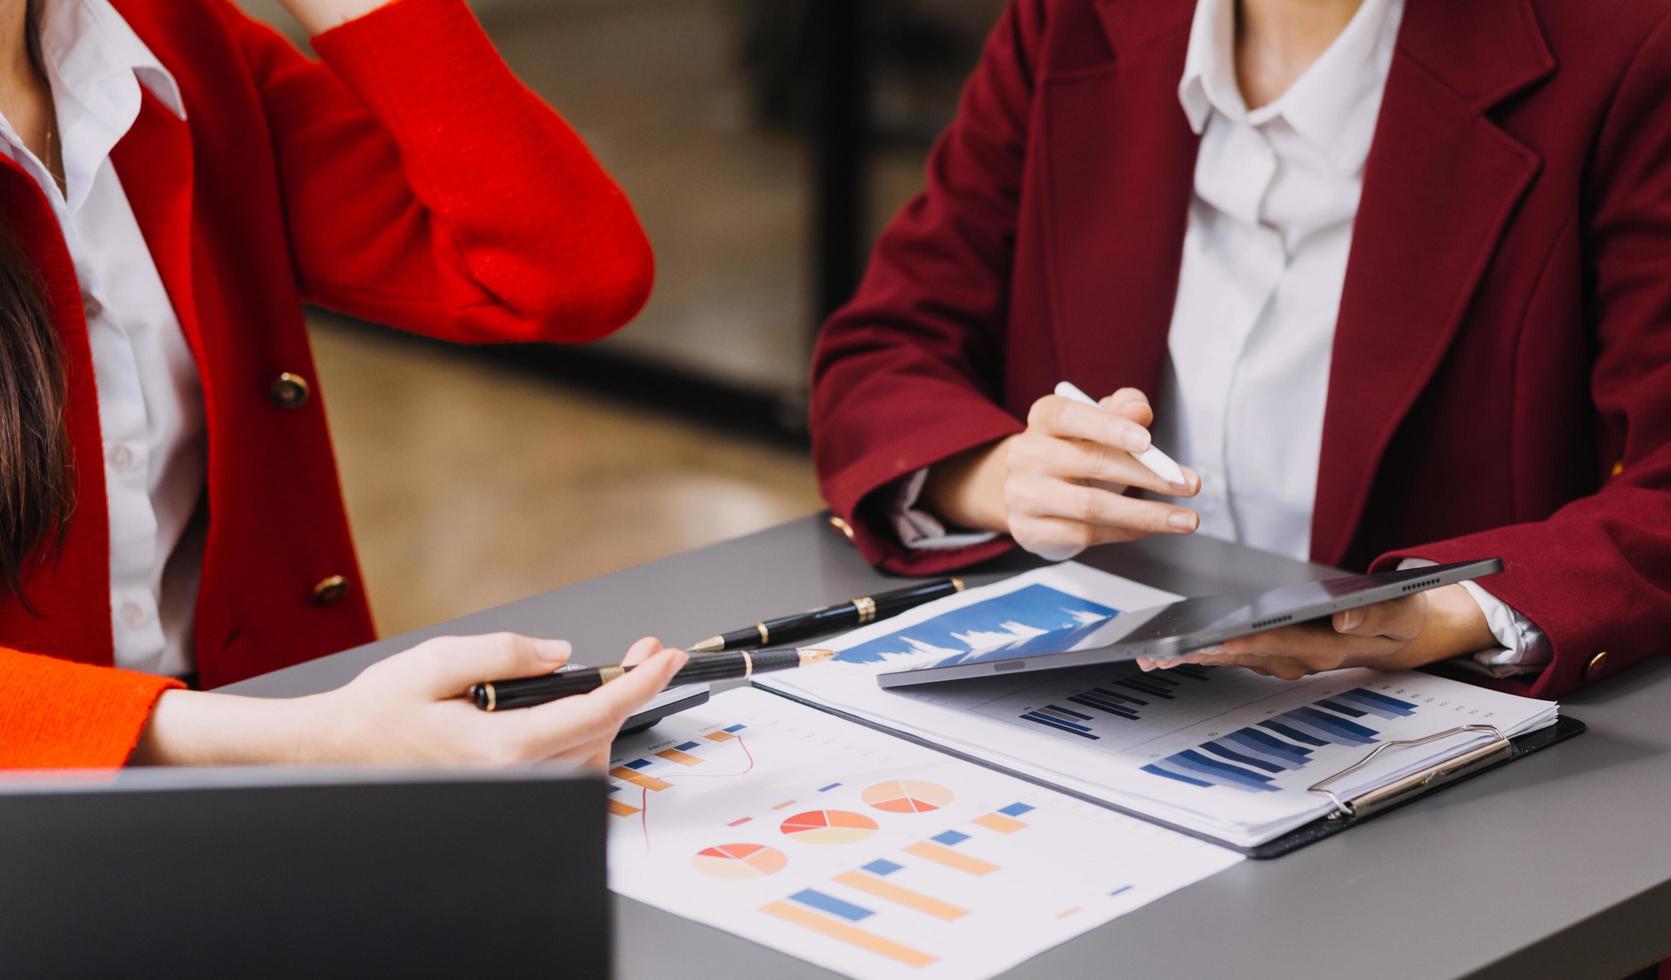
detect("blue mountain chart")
(836, 584), (1120, 666)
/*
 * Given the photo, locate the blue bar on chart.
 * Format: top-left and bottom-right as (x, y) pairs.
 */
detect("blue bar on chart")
(1022, 664), (1215, 735)
(862, 859), (904, 876)
(932, 830), (971, 846)
(1140, 689), (1421, 793)
(788, 889), (875, 923)
(998, 803), (1035, 817)
(1019, 706), (1100, 740)
(1333, 688), (1419, 719)
(818, 782), (843, 793)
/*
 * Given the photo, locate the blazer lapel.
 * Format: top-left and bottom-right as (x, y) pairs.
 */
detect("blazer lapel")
(109, 91), (205, 371)
(1310, 0), (1554, 564)
(1046, 0), (1198, 400)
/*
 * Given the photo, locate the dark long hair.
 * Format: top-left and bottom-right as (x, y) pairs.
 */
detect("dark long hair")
(0, 0), (74, 602)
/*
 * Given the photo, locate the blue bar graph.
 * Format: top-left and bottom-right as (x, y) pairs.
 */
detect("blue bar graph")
(1142, 688), (1420, 793)
(789, 889), (873, 922)
(863, 859), (904, 876)
(1335, 688), (1419, 719)
(674, 741), (701, 751)
(723, 724), (748, 733)
(932, 830), (971, 846)
(998, 803), (1035, 817)
(1020, 710), (1100, 739)
(1019, 665), (1215, 737)
(818, 782), (843, 792)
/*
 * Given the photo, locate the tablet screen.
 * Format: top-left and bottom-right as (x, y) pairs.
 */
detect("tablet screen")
(888, 560), (1500, 678)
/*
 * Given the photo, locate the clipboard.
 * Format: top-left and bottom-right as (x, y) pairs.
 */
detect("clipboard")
(1247, 714), (1587, 858)
(756, 682), (1586, 859)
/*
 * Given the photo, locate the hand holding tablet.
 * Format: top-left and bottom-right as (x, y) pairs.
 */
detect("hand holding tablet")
(876, 559), (1504, 688)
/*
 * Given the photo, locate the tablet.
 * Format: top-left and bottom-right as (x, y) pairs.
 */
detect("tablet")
(876, 558), (1503, 688)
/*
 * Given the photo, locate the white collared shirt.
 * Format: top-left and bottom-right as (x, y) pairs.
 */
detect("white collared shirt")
(896, 0), (1548, 676)
(0, 0), (203, 677)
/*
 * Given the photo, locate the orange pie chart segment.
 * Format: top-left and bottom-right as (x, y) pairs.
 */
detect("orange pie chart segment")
(862, 780), (955, 814)
(691, 843), (789, 879)
(779, 809), (880, 845)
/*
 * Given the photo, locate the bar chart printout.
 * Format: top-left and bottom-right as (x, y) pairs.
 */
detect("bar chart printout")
(1142, 688), (1421, 792)
(606, 689), (1242, 980)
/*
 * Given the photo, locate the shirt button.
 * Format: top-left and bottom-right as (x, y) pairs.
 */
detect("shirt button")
(108, 444), (135, 473)
(119, 601), (146, 629)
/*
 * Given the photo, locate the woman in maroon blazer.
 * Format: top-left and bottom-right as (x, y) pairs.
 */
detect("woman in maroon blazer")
(810, 0), (1671, 700)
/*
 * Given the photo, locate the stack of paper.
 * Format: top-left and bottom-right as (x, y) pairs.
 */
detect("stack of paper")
(758, 565), (1560, 849)
(607, 688), (1241, 980)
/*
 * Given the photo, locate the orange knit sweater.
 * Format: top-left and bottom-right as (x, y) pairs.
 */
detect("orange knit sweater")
(0, 649), (182, 768)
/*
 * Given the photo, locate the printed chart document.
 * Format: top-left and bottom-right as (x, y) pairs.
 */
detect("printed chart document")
(758, 564), (1561, 850)
(607, 688), (1242, 980)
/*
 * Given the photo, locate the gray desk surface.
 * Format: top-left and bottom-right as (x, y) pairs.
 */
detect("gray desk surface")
(229, 516), (1671, 980)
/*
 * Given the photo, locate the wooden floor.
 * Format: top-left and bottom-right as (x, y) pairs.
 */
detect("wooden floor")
(310, 320), (823, 637)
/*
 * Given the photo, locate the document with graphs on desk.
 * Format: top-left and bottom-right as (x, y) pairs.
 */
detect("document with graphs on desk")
(607, 688), (1241, 980)
(756, 564), (1562, 850)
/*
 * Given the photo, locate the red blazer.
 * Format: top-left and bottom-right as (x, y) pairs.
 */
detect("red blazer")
(0, 0), (651, 768)
(811, 0), (1671, 701)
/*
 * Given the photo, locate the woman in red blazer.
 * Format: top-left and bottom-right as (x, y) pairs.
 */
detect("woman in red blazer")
(0, 0), (687, 768)
(811, 0), (1671, 699)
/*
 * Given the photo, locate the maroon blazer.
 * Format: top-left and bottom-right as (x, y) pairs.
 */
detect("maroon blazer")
(809, 0), (1671, 700)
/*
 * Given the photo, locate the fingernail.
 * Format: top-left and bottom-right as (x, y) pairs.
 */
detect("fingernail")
(1168, 511), (1198, 531)
(1338, 610), (1363, 632)
(535, 639), (571, 662)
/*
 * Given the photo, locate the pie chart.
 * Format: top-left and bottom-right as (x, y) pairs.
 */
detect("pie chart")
(862, 780), (955, 814)
(779, 809), (879, 845)
(691, 843), (789, 879)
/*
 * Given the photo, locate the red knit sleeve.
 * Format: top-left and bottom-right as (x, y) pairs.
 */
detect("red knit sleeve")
(0, 649), (183, 769)
(234, 0), (653, 344)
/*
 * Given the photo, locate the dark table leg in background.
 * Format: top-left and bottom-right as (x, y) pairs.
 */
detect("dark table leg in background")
(810, 0), (872, 327)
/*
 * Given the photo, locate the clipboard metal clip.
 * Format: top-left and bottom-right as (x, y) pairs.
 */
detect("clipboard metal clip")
(1307, 724), (1512, 822)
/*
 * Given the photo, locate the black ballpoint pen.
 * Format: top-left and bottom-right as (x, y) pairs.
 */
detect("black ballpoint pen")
(470, 648), (836, 712)
(689, 578), (966, 653)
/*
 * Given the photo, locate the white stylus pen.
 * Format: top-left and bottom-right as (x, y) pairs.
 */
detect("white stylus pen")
(1054, 381), (1189, 487)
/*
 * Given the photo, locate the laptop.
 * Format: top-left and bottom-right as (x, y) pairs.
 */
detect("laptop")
(0, 766), (608, 978)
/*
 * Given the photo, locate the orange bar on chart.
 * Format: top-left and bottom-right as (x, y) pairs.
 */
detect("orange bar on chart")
(609, 767), (672, 792)
(903, 841), (998, 876)
(655, 748), (704, 767)
(759, 901), (937, 968)
(832, 871), (968, 921)
(972, 812), (1027, 834)
(608, 800), (641, 818)
(705, 731), (734, 742)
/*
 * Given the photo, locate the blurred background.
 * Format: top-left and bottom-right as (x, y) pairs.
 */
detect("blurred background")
(232, 0), (1006, 635)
